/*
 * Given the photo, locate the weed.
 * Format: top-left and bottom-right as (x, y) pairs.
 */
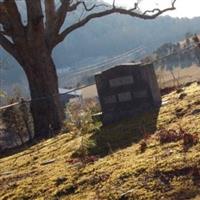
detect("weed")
(157, 129), (182, 144)
(138, 140), (147, 153)
(156, 128), (199, 151)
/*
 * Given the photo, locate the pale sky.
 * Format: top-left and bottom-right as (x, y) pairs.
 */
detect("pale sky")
(104, 0), (200, 18)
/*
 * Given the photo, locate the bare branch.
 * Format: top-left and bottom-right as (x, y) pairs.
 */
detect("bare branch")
(0, 33), (19, 60)
(25, 0), (44, 36)
(143, 0), (176, 15)
(1, 0), (177, 57)
(77, 1), (102, 12)
(55, 1), (176, 45)
(54, 1), (108, 41)
(53, 0), (71, 39)
(0, 30), (9, 36)
(44, 0), (56, 47)
(0, 3), (12, 37)
(54, 1), (92, 36)
(45, 0), (56, 28)
(3, 0), (25, 39)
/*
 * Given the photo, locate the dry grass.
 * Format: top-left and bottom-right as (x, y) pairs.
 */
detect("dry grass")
(0, 83), (200, 200)
(79, 65), (200, 99)
(156, 65), (200, 89)
(81, 84), (98, 99)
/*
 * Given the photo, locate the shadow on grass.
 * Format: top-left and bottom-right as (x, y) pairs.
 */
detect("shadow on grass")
(0, 139), (39, 159)
(88, 108), (160, 157)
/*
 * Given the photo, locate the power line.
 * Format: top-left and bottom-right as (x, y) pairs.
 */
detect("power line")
(70, 48), (144, 76)
(59, 46), (146, 78)
(60, 46), (145, 76)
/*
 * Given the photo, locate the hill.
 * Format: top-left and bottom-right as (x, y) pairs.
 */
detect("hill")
(1, 16), (200, 93)
(0, 82), (200, 200)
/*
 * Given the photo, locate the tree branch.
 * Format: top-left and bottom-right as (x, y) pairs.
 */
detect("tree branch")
(45, 0), (56, 29)
(0, 33), (19, 60)
(25, 0), (45, 38)
(143, 0), (176, 15)
(53, 1), (108, 45)
(3, 0), (25, 41)
(0, 3), (12, 37)
(55, 1), (176, 45)
(44, 0), (56, 47)
(55, 1), (70, 28)
(54, 0), (88, 34)
(0, 30), (10, 36)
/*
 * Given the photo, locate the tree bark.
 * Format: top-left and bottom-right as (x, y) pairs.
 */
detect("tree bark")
(23, 50), (64, 138)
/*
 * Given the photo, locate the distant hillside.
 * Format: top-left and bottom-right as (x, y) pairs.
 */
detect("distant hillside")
(55, 15), (200, 68)
(1, 15), (200, 93)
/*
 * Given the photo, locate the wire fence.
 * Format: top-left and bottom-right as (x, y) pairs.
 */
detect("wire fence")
(1, 42), (200, 111)
(0, 40), (200, 151)
(0, 43), (200, 111)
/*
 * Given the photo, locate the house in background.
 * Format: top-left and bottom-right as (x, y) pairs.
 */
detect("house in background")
(59, 88), (82, 106)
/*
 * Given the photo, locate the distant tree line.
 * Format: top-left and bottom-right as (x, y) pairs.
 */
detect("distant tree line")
(153, 33), (200, 69)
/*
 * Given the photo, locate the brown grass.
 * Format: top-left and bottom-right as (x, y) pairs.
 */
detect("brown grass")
(0, 82), (200, 200)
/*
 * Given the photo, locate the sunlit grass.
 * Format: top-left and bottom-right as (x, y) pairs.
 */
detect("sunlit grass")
(0, 82), (200, 200)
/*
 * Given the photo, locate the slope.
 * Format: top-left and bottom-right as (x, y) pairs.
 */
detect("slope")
(0, 82), (200, 200)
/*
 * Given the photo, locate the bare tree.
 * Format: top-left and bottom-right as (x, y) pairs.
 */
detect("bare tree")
(0, 0), (177, 138)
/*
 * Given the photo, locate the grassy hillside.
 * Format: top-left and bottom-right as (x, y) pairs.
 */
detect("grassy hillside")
(0, 83), (200, 200)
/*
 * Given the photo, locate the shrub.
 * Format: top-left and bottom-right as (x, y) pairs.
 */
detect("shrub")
(139, 140), (147, 153)
(64, 98), (100, 135)
(74, 136), (96, 159)
(183, 133), (198, 151)
(1, 99), (33, 146)
(65, 99), (100, 161)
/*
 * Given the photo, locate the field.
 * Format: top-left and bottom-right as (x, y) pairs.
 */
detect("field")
(156, 65), (200, 89)
(0, 82), (200, 200)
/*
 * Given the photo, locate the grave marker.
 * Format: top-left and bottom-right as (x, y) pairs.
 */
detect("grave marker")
(95, 62), (161, 125)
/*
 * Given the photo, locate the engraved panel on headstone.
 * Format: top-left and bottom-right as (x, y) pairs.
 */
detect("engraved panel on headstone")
(109, 76), (134, 87)
(104, 95), (117, 104)
(118, 92), (132, 102)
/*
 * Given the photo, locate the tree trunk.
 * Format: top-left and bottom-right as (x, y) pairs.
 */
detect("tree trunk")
(23, 51), (64, 139)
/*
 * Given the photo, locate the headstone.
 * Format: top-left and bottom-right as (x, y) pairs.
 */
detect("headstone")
(95, 62), (161, 125)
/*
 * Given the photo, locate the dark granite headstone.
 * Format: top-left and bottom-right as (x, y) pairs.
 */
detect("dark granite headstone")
(95, 62), (161, 125)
